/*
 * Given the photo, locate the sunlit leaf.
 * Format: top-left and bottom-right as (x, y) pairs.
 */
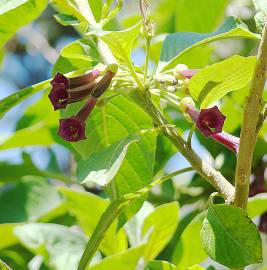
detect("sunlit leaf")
(0, 259), (12, 270)
(59, 187), (127, 255)
(158, 17), (259, 72)
(189, 55), (256, 107)
(0, 0), (48, 48)
(14, 223), (101, 270)
(87, 245), (145, 270)
(144, 260), (177, 270)
(142, 202), (179, 260)
(248, 193), (267, 218)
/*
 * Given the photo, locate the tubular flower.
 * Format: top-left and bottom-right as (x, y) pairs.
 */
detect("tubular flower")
(179, 98), (240, 154)
(195, 106), (226, 137)
(49, 70), (100, 110)
(57, 66), (117, 142)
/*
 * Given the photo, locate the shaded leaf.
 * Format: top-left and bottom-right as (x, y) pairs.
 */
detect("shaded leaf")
(0, 259), (12, 270)
(0, 176), (61, 223)
(200, 203), (262, 268)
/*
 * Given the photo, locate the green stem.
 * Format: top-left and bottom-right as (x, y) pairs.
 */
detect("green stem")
(143, 37), (151, 84)
(234, 19), (267, 210)
(77, 167), (191, 270)
(131, 90), (235, 203)
(77, 198), (128, 270)
(187, 125), (195, 148)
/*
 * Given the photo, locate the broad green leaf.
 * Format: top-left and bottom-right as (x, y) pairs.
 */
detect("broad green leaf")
(88, 245), (145, 270)
(0, 0), (48, 48)
(0, 176), (61, 223)
(14, 223), (100, 270)
(248, 193), (267, 218)
(0, 259), (12, 270)
(189, 55), (256, 107)
(59, 187), (127, 255)
(0, 224), (18, 249)
(200, 203), (262, 268)
(88, 22), (141, 66)
(54, 14), (88, 33)
(51, 0), (96, 25)
(175, 211), (207, 268)
(62, 94), (156, 198)
(0, 80), (49, 120)
(186, 266), (205, 270)
(144, 260), (177, 270)
(158, 17), (259, 72)
(0, 123), (55, 150)
(77, 135), (139, 185)
(174, 0), (229, 33)
(142, 202), (179, 260)
(61, 39), (99, 62)
(0, 152), (41, 182)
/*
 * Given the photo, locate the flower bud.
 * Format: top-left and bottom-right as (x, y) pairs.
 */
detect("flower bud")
(179, 97), (195, 113)
(173, 64), (188, 79)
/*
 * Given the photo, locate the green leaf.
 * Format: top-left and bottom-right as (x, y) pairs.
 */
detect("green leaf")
(0, 0), (48, 48)
(200, 203), (262, 268)
(0, 224), (18, 249)
(87, 245), (145, 270)
(144, 260), (177, 270)
(59, 187), (127, 255)
(158, 17), (259, 72)
(0, 152), (41, 182)
(142, 202), (179, 260)
(186, 266), (205, 270)
(14, 223), (100, 270)
(88, 22), (141, 66)
(54, 14), (88, 32)
(51, 0), (96, 25)
(174, 0), (229, 33)
(248, 193), (267, 218)
(77, 135), (139, 185)
(175, 211), (207, 268)
(0, 259), (12, 270)
(62, 94), (156, 198)
(0, 176), (61, 223)
(189, 55), (256, 107)
(0, 80), (49, 120)
(0, 123), (55, 150)
(61, 39), (99, 62)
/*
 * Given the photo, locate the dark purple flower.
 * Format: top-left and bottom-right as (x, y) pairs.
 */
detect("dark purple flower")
(58, 96), (97, 142)
(180, 69), (198, 79)
(48, 83), (70, 110)
(49, 70), (100, 110)
(195, 106), (226, 137)
(58, 117), (86, 142)
(259, 212), (267, 233)
(184, 104), (239, 154)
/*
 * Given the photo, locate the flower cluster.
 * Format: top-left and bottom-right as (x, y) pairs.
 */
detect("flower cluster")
(179, 97), (240, 154)
(154, 64), (198, 93)
(48, 65), (117, 142)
